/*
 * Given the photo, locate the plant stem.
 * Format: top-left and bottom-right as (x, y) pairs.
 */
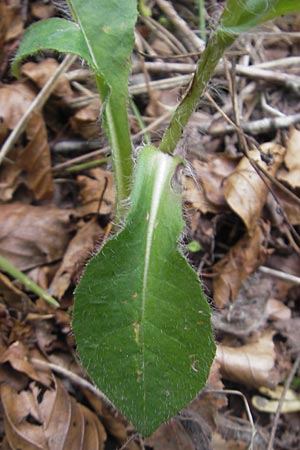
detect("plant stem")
(95, 76), (133, 222)
(159, 30), (235, 154)
(198, 0), (206, 43)
(0, 255), (59, 307)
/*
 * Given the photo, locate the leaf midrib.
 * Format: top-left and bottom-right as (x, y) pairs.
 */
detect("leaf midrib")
(141, 155), (172, 419)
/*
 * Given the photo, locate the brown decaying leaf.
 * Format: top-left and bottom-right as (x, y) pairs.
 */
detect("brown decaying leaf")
(0, 0), (23, 45)
(216, 331), (280, 389)
(185, 155), (239, 214)
(278, 127), (300, 189)
(49, 220), (105, 300)
(21, 59), (74, 100)
(272, 187), (300, 225)
(30, 1), (56, 20)
(212, 223), (269, 308)
(1, 378), (106, 450)
(77, 168), (115, 217)
(224, 143), (285, 233)
(146, 413), (212, 450)
(212, 274), (272, 337)
(0, 203), (74, 271)
(0, 341), (52, 388)
(265, 298), (291, 321)
(0, 83), (53, 201)
(70, 100), (102, 139)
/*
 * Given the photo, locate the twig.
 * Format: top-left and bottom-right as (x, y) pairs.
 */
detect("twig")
(141, 15), (188, 55)
(207, 389), (256, 450)
(209, 113), (300, 136)
(0, 54), (77, 166)
(31, 358), (117, 411)
(267, 353), (300, 450)
(52, 146), (110, 171)
(156, 0), (205, 53)
(0, 255), (59, 307)
(259, 266), (300, 285)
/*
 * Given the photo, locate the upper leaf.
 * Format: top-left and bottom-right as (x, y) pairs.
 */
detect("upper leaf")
(12, 18), (92, 77)
(66, 0), (137, 93)
(74, 146), (216, 436)
(219, 0), (300, 34)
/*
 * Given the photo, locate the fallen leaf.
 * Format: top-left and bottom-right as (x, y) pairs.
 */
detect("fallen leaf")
(272, 187), (300, 225)
(21, 59), (74, 100)
(253, 386), (300, 413)
(2, 377), (106, 450)
(216, 331), (279, 389)
(0, 83), (53, 201)
(186, 155), (238, 213)
(278, 128), (300, 189)
(70, 100), (102, 139)
(146, 413), (212, 450)
(0, 341), (52, 387)
(224, 143), (285, 233)
(77, 168), (115, 217)
(0, 203), (74, 271)
(0, 0), (23, 44)
(212, 274), (272, 336)
(212, 223), (269, 308)
(30, 2), (56, 20)
(265, 298), (291, 321)
(50, 220), (105, 300)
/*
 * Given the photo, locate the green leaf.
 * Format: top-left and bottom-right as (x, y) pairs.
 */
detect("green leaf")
(219, 0), (300, 35)
(12, 18), (92, 76)
(74, 145), (216, 436)
(13, 1), (138, 219)
(66, 0), (138, 217)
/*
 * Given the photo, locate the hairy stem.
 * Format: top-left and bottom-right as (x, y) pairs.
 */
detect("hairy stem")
(95, 76), (133, 222)
(159, 30), (235, 154)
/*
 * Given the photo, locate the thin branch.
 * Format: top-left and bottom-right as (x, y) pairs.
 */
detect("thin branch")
(259, 266), (300, 285)
(267, 353), (300, 450)
(31, 358), (117, 411)
(155, 0), (205, 53)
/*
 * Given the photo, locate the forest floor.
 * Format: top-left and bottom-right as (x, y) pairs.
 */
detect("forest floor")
(1, 1), (300, 449)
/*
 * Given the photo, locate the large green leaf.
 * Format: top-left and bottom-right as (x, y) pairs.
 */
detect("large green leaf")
(74, 145), (216, 436)
(219, 0), (300, 34)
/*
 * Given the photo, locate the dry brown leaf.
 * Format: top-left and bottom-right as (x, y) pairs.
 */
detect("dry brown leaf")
(0, 0), (23, 45)
(224, 143), (285, 233)
(81, 388), (138, 449)
(0, 83), (53, 201)
(212, 224), (269, 308)
(30, 2), (56, 20)
(187, 155), (238, 213)
(70, 100), (102, 139)
(50, 220), (104, 300)
(77, 168), (115, 216)
(146, 413), (212, 450)
(216, 331), (279, 389)
(212, 274), (272, 337)
(184, 177), (221, 214)
(80, 404), (107, 449)
(278, 128), (300, 188)
(0, 341), (52, 388)
(265, 298), (291, 321)
(21, 59), (74, 100)
(0, 203), (74, 271)
(2, 378), (106, 450)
